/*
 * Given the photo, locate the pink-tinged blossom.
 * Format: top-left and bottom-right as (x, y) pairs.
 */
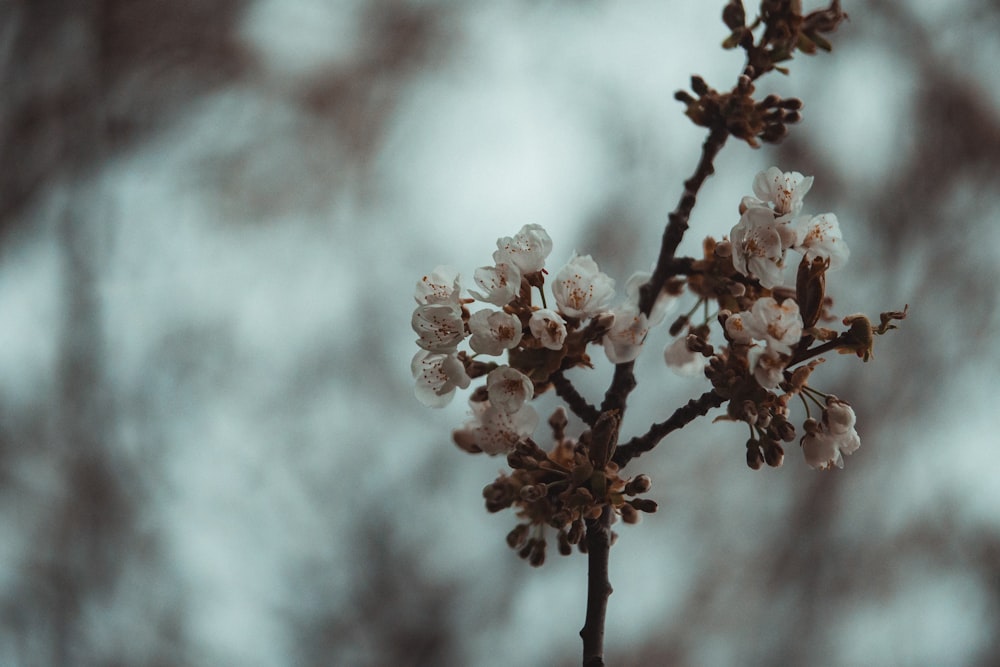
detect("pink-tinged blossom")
(415, 265), (462, 306)
(412, 303), (466, 353)
(748, 166), (814, 216)
(552, 253), (615, 318)
(528, 309), (567, 350)
(453, 399), (539, 455)
(468, 309), (523, 356)
(793, 213), (850, 269)
(495, 224), (553, 274)
(470, 262), (521, 306)
(730, 207), (788, 288)
(603, 304), (650, 363)
(664, 335), (706, 377)
(486, 366), (534, 413)
(411, 350), (471, 408)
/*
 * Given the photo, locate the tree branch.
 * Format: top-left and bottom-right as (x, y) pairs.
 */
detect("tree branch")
(638, 125), (729, 315)
(551, 371), (600, 426)
(580, 505), (614, 667)
(612, 390), (725, 467)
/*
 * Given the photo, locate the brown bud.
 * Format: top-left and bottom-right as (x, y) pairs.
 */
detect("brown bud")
(746, 440), (764, 470)
(620, 503), (640, 524)
(691, 75), (710, 96)
(722, 1), (746, 30)
(764, 441), (785, 467)
(625, 474), (652, 495)
(507, 523), (529, 549)
(630, 498), (658, 513)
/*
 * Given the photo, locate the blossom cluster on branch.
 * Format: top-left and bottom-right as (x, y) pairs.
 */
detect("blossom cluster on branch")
(407, 3), (909, 585)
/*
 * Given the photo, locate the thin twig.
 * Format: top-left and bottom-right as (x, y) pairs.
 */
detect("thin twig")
(638, 125), (729, 315)
(580, 505), (614, 667)
(551, 371), (600, 426)
(612, 390), (725, 467)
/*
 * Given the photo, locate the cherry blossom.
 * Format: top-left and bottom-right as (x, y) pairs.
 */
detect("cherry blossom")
(411, 350), (471, 408)
(486, 366), (534, 413)
(730, 207), (788, 288)
(528, 309), (567, 350)
(793, 212), (850, 269)
(747, 166), (813, 216)
(412, 303), (466, 353)
(552, 253), (615, 319)
(468, 309), (523, 356)
(725, 297), (802, 355)
(453, 399), (539, 455)
(495, 224), (553, 274)
(414, 265), (462, 306)
(603, 304), (651, 363)
(470, 261), (521, 306)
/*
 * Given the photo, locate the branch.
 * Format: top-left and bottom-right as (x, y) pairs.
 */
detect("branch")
(551, 371), (600, 426)
(612, 390), (725, 467)
(580, 505), (614, 667)
(638, 125), (729, 315)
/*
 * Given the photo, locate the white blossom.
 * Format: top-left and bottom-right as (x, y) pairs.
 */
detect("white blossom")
(793, 212), (850, 270)
(528, 309), (567, 350)
(411, 350), (470, 407)
(801, 402), (861, 470)
(664, 335), (706, 376)
(552, 253), (615, 318)
(725, 297), (802, 355)
(486, 366), (534, 413)
(412, 303), (465, 353)
(726, 298), (803, 389)
(730, 207), (788, 288)
(415, 265), (462, 306)
(470, 261), (521, 306)
(453, 399), (538, 455)
(603, 304), (650, 363)
(495, 224), (553, 274)
(468, 309), (523, 356)
(748, 166), (813, 216)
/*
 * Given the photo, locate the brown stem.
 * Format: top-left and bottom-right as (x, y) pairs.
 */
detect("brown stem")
(551, 371), (600, 426)
(580, 505), (614, 667)
(638, 125), (729, 316)
(613, 390), (726, 467)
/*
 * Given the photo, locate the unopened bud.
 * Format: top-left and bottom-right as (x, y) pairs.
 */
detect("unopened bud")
(722, 1), (746, 30)
(630, 498), (658, 513)
(620, 503), (640, 524)
(507, 523), (529, 549)
(625, 474), (653, 495)
(557, 530), (573, 556)
(764, 441), (785, 467)
(519, 483), (547, 502)
(669, 315), (690, 337)
(691, 75), (710, 96)
(746, 439), (764, 470)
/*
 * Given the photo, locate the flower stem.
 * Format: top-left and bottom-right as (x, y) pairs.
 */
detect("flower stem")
(580, 505), (614, 667)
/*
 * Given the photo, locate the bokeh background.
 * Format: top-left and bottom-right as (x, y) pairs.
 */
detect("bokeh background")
(2, 1), (999, 665)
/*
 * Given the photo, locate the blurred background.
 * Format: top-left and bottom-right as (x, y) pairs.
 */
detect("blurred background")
(1, 1), (998, 665)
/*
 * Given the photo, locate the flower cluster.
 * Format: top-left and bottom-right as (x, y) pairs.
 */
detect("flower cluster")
(483, 409), (657, 566)
(730, 166), (848, 288)
(411, 224), (678, 455)
(411, 166), (905, 566)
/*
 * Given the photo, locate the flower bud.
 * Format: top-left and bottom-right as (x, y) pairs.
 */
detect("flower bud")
(507, 523), (529, 549)
(625, 474), (653, 495)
